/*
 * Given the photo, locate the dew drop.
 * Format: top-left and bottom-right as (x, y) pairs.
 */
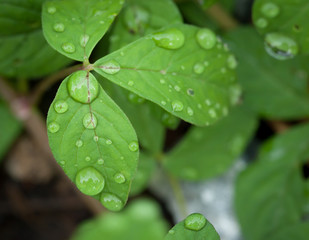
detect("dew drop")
(209, 108), (217, 118)
(100, 193), (124, 211)
(227, 55), (238, 69)
(255, 18), (268, 28)
(76, 140), (83, 148)
(114, 173), (126, 184)
(152, 28), (185, 50)
(229, 84), (242, 105)
(187, 88), (195, 96)
(100, 60), (120, 74)
(187, 107), (194, 116)
(128, 80), (134, 86)
(261, 2), (280, 18)
(60, 160), (65, 165)
(160, 79), (165, 84)
(172, 100), (184, 112)
(106, 139), (112, 145)
(53, 23), (65, 32)
(196, 28), (217, 50)
(174, 85), (181, 92)
(75, 167), (105, 196)
(83, 113), (97, 129)
(184, 213), (207, 231)
(205, 99), (212, 106)
(67, 71), (99, 104)
(124, 5), (149, 34)
(128, 141), (139, 152)
(62, 42), (76, 53)
(168, 230), (175, 235)
(97, 158), (104, 165)
(193, 63), (205, 74)
(80, 34), (90, 47)
(264, 33), (298, 60)
(161, 100), (166, 106)
(54, 100), (68, 113)
(93, 136), (99, 142)
(48, 122), (60, 133)
(85, 156), (91, 162)
(47, 6), (56, 14)
(127, 93), (145, 104)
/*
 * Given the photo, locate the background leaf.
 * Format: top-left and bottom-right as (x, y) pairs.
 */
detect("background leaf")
(225, 27), (309, 120)
(235, 123), (309, 240)
(42, 0), (124, 61)
(252, 0), (309, 56)
(165, 213), (220, 240)
(269, 223), (309, 240)
(95, 23), (239, 126)
(47, 71), (138, 211)
(0, 0), (72, 78)
(163, 105), (257, 180)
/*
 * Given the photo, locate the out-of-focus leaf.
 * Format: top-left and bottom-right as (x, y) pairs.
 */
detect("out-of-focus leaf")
(235, 123), (309, 240)
(71, 199), (169, 240)
(225, 27), (309, 120)
(163, 105), (257, 180)
(196, 0), (218, 10)
(269, 222), (309, 240)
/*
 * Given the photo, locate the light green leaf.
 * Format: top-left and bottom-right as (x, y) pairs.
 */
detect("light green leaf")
(0, 0), (72, 78)
(94, 23), (239, 127)
(225, 27), (309, 120)
(163, 105), (257, 180)
(130, 152), (156, 196)
(42, 0), (124, 61)
(47, 70), (138, 211)
(71, 199), (169, 240)
(109, 0), (182, 52)
(235, 123), (309, 240)
(98, 76), (165, 154)
(165, 213), (220, 240)
(0, 102), (21, 160)
(269, 223), (309, 240)
(252, 0), (309, 57)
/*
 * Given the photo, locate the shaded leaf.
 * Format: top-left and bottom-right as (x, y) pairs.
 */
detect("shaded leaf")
(42, 0), (124, 61)
(47, 71), (138, 211)
(163, 105), (257, 180)
(269, 222), (309, 240)
(94, 23), (239, 127)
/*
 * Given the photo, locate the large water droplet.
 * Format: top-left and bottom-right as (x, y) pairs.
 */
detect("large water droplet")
(100, 60), (120, 74)
(76, 140), (83, 148)
(196, 28), (217, 50)
(152, 28), (185, 50)
(128, 141), (139, 152)
(261, 2), (280, 18)
(53, 23), (65, 32)
(54, 100), (68, 113)
(264, 33), (298, 60)
(193, 62), (205, 74)
(184, 213), (207, 231)
(62, 42), (76, 53)
(187, 107), (194, 116)
(83, 113), (97, 129)
(67, 71), (99, 104)
(80, 34), (90, 47)
(47, 6), (56, 14)
(114, 173), (126, 184)
(187, 88), (195, 96)
(100, 193), (124, 211)
(48, 122), (60, 133)
(75, 167), (105, 196)
(172, 100), (184, 112)
(124, 5), (149, 33)
(227, 55), (238, 69)
(255, 18), (268, 28)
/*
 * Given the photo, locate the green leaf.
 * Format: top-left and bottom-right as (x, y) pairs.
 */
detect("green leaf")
(196, 0), (218, 10)
(98, 76), (165, 154)
(163, 105), (257, 180)
(0, 0), (72, 78)
(225, 27), (309, 120)
(235, 123), (309, 240)
(269, 223), (309, 240)
(71, 199), (169, 240)
(252, 0), (309, 57)
(109, 0), (182, 52)
(42, 0), (124, 62)
(94, 23), (239, 127)
(165, 213), (220, 240)
(130, 152), (156, 196)
(0, 102), (21, 160)
(47, 70), (138, 211)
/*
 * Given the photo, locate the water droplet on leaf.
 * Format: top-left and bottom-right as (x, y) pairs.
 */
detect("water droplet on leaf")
(83, 113), (97, 129)
(128, 141), (139, 152)
(124, 5), (149, 33)
(114, 173), (126, 184)
(100, 193), (124, 211)
(85, 156), (91, 162)
(187, 107), (194, 116)
(75, 167), (105, 196)
(193, 62), (205, 74)
(172, 100), (184, 112)
(255, 18), (268, 28)
(227, 55), (238, 69)
(196, 28), (217, 50)
(184, 213), (207, 231)
(48, 122), (60, 133)
(261, 2), (280, 18)
(97, 158), (104, 165)
(106, 139), (112, 145)
(53, 23), (65, 32)
(47, 6), (56, 14)
(93, 136), (99, 142)
(187, 88), (195, 96)
(76, 140), (83, 148)
(62, 42), (76, 53)
(80, 34), (89, 47)
(54, 100), (68, 113)
(100, 60), (120, 74)
(152, 28), (185, 50)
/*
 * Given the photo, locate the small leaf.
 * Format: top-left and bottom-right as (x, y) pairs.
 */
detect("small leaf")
(163, 106), (257, 180)
(71, 199), (169, 240)
(47, 71), (138, 211)
(165, 213), (220, 240)
(225, 27), (309, 120)
(252, 0), (309, 57)
(94, 23), (239, 126)
(42, 0), (124, 61)
(0, 102), (22, 160)
(235, 123), (309, 240)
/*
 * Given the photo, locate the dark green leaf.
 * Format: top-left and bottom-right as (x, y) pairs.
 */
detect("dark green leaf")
(235, 123), (309, 240)
(47, 71), (138, 211)
(42, 0), (124, 61)
(163, 105), (257, 180)
(0, 102), (21, 160)
(269, 223), (309, 240)
(196, 0), (218, 10)
(94, 23), (239, 126)
(253, 0), (309, 57)
(165, 213), (220, 240)
(71, 199), (169, 240)
(225, 27), (309, 120)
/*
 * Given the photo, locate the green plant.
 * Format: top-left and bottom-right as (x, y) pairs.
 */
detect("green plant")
(0, 0), (309, 239)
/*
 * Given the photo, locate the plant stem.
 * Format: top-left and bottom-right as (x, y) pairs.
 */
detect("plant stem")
(31, 64), (82, 105)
